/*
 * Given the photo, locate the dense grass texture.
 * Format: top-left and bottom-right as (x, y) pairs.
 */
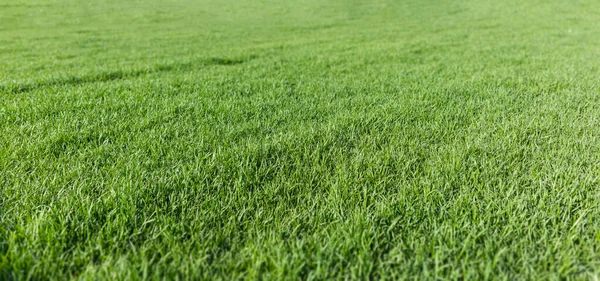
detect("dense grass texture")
(2, 0), (600, 279)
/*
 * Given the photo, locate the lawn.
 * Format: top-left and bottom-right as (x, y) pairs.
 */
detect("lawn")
(2, 0), (600, 279)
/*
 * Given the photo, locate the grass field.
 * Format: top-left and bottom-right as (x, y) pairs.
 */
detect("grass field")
(2, 0), (600, 279)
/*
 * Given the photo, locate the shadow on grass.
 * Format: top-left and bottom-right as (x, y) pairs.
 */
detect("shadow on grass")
(1, 55), (257, 94)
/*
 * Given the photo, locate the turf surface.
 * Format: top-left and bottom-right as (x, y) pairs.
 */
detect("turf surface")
(2, 0), (600, 279)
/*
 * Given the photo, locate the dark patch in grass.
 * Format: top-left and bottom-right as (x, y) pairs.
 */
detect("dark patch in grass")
(0, 70), (148, 95)
(292, 23), (340, 32)
(208, 57), (251, 66)
(0, 55), (256, 94)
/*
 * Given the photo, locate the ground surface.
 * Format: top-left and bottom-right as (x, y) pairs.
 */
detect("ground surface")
(2, 0), (600, 279)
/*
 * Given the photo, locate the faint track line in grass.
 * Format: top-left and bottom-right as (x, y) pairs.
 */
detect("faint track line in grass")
(0, 55), (257, 94)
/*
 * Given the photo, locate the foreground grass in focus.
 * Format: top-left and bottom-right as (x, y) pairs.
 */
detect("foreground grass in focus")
(2, 0), (600, 279)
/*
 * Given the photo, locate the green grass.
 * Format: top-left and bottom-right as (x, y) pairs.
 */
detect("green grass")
(2, 0), (600, 279)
